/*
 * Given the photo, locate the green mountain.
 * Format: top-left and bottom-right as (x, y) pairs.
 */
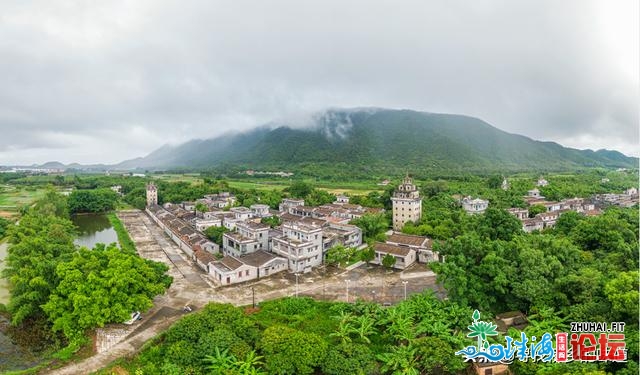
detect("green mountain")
(116, 109), (638, 175)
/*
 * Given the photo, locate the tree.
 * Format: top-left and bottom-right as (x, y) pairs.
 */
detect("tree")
(352, 314), (376, 344)
(68, 188), (119, 213)
(413, 336), (467, 374)
(321, 343), (376, 375)
(325, 245), (355, 267)
(0, 217), (10, 238)
(203, 347), (236, 374)
(286, 181), (313, 198)
(382, 254), (397, 269)
(259, 325), (328, 375)
(42, 243), (172, 340)
(2, 213), (77, 324)
(487, 175), (503, 189)
(360, 246), (375, 264)
(528, 204), (546, 218)
(261, 216), (281, 228)
(478, 207), (523, 241)
(604, 271), (639, 321)
(195, 202), (209, 213)
(204, 226), (229, 246)
(350, 213), (389, 242)
(377, 345), (419, 375)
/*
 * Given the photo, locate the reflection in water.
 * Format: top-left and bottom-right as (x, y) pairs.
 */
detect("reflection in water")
(71, 214), (119, 249)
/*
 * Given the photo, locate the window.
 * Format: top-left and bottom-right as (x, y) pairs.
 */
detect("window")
(245, 270), (249, 276)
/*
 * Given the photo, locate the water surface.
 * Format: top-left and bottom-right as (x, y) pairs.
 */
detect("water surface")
(72, 214), (118, 249)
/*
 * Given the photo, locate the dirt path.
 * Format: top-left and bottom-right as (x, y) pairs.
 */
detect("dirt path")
(47, 210), (441, 375)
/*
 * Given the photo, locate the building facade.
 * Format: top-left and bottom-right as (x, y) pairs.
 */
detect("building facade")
(146, 182), (158, 206)
(391, 175), (422, 231)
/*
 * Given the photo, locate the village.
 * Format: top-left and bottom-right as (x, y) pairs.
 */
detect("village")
(142, 174), (639, 288)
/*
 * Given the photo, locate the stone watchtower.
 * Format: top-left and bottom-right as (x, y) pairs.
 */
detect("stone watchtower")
(391, 174), (422, 231)
(146, 182), (158, 206)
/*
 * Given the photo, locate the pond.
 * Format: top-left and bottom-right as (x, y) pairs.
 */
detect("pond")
(72, 214), (119, 249)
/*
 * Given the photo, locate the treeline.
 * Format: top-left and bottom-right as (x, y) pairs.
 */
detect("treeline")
(67, 188), (118, 213)
(1, 192), (172, 357)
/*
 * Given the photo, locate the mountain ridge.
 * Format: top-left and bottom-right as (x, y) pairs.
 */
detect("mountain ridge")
(6, 108), (637, 174)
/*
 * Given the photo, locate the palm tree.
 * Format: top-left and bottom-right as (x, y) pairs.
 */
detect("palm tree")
(388, 315), (416, 344)
(203, 347), (236, 374)
(353, 314), (376, 344)
(377, 345), (419, 375)
(330, 319), (355, 345)
(235, 350), (267, 375)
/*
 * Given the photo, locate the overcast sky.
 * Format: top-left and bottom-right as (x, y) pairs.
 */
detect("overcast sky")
(0, 0), (638, 165)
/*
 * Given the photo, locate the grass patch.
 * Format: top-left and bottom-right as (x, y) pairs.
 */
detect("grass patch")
(107, 213), (137, 253)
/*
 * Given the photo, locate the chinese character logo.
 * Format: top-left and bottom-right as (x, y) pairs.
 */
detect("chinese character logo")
(455, 310), (627, 363)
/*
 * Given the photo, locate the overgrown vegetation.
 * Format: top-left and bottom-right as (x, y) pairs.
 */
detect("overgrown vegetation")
(108, 213), (137, 253)
(98, 293), (473, 375)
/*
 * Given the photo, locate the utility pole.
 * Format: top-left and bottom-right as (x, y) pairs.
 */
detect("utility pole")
(295, 273), (300, 297)
(252, 286), (256, 308)
(345, 279), (351, 303)
(402, 280), (408, 301)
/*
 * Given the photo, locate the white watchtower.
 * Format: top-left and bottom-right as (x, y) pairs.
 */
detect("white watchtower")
(146, 182), (158, 206)
(391, 174), (422, 231)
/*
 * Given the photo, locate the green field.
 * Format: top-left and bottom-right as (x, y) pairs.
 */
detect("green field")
(0, 185), (50, 217)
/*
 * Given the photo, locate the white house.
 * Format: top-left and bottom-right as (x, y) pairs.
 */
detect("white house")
(372, 242), (416, 270)
(250, 204), (271, 218)
(537, 177), (549, 187)
(462, 196), (489, 215)
(271, 222), (323, 273)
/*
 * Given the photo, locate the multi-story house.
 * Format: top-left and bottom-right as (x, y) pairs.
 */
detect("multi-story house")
(271, 222), (323, 273)
(250, 204), (271, 218)
(321, 222), (363, 252)
(507, 208), (528, 220)
(279, 198), (305, 213)
(236, 221), (270, 251)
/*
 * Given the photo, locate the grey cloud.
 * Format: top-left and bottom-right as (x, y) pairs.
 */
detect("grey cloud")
(0, 0), (637, 164)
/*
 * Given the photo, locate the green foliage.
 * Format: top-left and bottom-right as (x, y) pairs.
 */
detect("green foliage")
(107, 213), (137, 253)
(321, 343), (376, 375)
(114, 109), (638, 175)
(259, 325), (328, 375)
(360, 246), (375, 264)
(477, 207), (523, 241)
(324, 245), (357, 267)
(260, 216), (281, 228)
(528, 204), (546, 217)
(204, 225), (229, 246)
(42, 243), (171, 341)
(2, 212), (77, 324)
(382, 254), (396, 269)
(350, 213), (389, 242)
(284, 181), (313, 198)
(0, 216), (10, 238)
(67, 188), (118, 213)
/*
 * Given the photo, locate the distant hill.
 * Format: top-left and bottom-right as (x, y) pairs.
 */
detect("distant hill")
(111, 109), (637, 175)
